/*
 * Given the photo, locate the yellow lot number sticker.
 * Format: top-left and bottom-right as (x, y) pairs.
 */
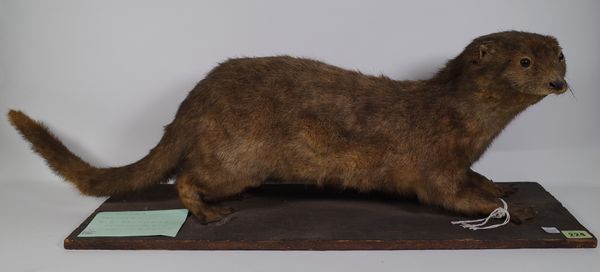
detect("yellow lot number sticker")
(562, 230), (593, 239)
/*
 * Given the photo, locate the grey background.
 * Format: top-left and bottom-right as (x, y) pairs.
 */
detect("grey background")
(1, 0), (599, 187)
(1, 0), (598, 187)
(0, 1), (599, 271)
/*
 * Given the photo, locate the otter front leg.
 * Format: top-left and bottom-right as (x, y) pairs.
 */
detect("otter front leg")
(419, 174), (536, 224)
(467, 169), (517, 197)
(175, 173), (235, 224)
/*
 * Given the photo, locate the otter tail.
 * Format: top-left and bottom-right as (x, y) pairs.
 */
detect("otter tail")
(7, 110), (183, 196)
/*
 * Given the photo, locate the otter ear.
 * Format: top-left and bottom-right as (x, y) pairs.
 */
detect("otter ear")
(479, 42), (496, 60)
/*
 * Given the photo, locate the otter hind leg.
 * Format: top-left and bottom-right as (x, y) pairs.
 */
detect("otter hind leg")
(175, 173), (237, 224)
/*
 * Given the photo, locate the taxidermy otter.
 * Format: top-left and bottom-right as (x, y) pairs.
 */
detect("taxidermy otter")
(8, 31), (567, 224)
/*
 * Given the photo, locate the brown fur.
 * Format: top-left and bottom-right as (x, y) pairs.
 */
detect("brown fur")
(8, 31), (567, 224)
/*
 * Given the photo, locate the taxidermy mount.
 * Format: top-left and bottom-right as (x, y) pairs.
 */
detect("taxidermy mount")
(8, 31), (568, 224)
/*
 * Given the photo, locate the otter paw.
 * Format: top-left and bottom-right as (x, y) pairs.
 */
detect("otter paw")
(192, 206), (236, 225)
(510, 205), (537, 224)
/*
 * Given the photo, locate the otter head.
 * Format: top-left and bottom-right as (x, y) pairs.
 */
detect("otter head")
(465, 31), (567, 97)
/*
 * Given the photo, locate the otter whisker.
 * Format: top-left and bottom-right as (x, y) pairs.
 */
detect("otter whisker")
(568, 86), (576, 99)
(564, 77), (576, 100)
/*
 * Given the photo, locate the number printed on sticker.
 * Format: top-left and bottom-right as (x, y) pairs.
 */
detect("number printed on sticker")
(562, 230), (593, 239)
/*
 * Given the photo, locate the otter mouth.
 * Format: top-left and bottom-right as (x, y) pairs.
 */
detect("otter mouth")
(553, 88), (568, 94)
(525, 87), (566, 97)
(537, 89), (567, 96)
(550, 86), (569, 96)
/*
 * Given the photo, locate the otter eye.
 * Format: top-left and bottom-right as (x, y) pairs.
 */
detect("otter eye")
(559, 52), (565, 62)
(520, 58), (531, 68)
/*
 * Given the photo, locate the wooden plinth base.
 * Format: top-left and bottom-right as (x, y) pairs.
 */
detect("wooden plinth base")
(64, 182), (596, 250)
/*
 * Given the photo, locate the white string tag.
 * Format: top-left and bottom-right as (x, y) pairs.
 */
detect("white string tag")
(451, 198), (510, 230)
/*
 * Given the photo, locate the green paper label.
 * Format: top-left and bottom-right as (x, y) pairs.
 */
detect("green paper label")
(562, 230), (593, 239)
(78, 209), (189, 238)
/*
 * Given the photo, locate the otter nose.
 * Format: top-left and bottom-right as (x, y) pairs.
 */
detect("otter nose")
(549, 80), (565, 91)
